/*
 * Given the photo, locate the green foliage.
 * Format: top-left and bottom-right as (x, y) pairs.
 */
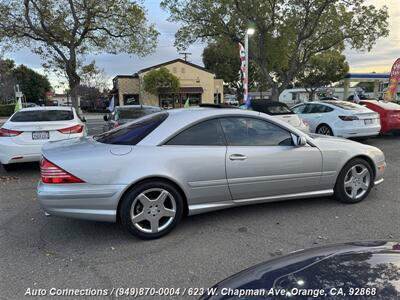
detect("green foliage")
(0, 104), (16, 116)
(0, 0), (159, 109)
(13, 65), (51, 102)
(0, 59), (51, 103)
(143, 67), (180, 96)
(297, 50), (349, 99)
(161, 0), (389, 100)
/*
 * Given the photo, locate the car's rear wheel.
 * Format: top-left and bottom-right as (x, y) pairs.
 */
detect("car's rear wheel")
(334, 158), (373, 203)
(316, 124), (333, 136)
(120, 180), (184, 239)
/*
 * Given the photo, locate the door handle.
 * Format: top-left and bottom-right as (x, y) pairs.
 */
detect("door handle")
(229, 154), (247, 161)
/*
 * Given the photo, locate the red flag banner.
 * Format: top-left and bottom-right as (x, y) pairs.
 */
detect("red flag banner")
(384, 57), (400, 101)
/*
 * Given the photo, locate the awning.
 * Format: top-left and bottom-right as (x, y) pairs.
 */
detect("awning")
(159, 87), (204, 94)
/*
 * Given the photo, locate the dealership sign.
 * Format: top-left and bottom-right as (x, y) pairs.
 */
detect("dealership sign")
(384, 57), (400, 101)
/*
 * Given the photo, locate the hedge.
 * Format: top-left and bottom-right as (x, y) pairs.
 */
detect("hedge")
(0, 104), (15, 117)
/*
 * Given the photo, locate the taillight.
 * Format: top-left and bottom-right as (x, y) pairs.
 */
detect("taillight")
(58, 125), (83, 134)
(40, 158), (85, 184)
(0, 128), (23, 137)
(339, 115), (359, 121)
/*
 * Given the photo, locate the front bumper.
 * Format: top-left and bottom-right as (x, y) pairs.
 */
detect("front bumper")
(373, 161), (386, 187)
(37, 181), (127, 222)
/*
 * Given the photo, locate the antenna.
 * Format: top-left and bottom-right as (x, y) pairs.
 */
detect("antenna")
(179, 52), (192, 61)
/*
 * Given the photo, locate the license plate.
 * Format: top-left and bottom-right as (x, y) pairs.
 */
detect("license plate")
(32, 131), (49, 140)
(364, 119), (373, 125)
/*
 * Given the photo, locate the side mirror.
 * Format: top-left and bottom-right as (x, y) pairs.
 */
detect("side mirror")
(81, 116), (87, 123)
(296, 135), (307, 147)
(103, 115), (109, 122)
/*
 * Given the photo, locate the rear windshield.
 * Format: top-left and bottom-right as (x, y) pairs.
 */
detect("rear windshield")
(10, 110), (74, 122)
(324, 101), (361, 110)
(116, 108), (160, 120)
(375, 101), (400, 110)
(265, 104), (294, 115)
(95, 112), (168, 145)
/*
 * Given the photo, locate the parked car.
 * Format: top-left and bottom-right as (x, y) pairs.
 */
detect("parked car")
(0, 107), (87, 171)
(292, 101), (380, 138)
(22, 102), (39, 108)
(347, 94), (372, 101)
(103, 105), (161, 132)
(38, 107), (385, 239)
(360, 100), (400, 136)
(200, 241), (400, 300)
(319, 96), (340, 101)
(240, 100), (309, 132)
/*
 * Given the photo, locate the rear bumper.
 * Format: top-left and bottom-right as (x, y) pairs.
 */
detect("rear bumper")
(334, 125), (381, 138)
(37, 181), (127, 222)
(0, 139), (42, 164)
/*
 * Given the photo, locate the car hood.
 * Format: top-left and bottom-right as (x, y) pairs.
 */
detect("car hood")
(202, 241), (400, 300)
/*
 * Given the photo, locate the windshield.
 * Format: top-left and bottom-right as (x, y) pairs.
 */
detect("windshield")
(10, 110), (74, 122)
(96, 112), (168, 145)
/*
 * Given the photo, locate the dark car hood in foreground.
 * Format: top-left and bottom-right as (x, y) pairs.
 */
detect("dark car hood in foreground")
(202, 241), (400, 300)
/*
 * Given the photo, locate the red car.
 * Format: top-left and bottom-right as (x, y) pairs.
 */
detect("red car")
(360, 100), (400, 135)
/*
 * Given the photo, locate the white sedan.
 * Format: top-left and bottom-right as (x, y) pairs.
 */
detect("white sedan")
(0, 107), (87, 171)
(291, 101), (381, 138)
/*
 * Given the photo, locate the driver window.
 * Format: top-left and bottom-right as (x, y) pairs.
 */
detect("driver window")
(220, 117), (293, 147)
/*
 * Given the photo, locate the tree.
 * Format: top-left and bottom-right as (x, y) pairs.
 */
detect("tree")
(143, 67), (180, 96)
(0, 0), (159, 110)
(0, 58), (16, 103)
(202, 38), (260, 101)
(161, 0), (389, 101)
(0, 58), (51, 103)
(297, 50), (349, 100)
(13, 64), (51, 102)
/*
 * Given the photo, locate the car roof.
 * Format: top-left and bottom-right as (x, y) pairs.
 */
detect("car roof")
(140, 107), (303, 146)
(116, 105), (160, 110)
(361, 100), (400, 110)
(18, 106), (74, 112)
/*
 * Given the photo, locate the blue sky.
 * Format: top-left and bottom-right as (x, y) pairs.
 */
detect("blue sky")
(2, 0), (398, 92)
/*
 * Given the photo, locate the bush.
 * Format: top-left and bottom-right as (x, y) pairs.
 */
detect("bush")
(0, 104), (15, 117)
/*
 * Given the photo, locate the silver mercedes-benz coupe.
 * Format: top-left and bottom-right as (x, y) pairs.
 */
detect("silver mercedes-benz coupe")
(37, 107), (386, 239)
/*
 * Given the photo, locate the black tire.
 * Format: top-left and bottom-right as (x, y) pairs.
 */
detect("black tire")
(1, 163), (15, 172)
(120, 180), (184, 240)
(334, 158), (374, 204)
(316, 124), (333, 136)
(393, 130), (400, 136)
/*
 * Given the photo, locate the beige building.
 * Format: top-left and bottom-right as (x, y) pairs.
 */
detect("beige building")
(111, 59), (224, 109)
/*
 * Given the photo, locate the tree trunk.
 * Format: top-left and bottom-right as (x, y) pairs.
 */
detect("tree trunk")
(67, 71), (81, 112)
(270, 85), (279, 101)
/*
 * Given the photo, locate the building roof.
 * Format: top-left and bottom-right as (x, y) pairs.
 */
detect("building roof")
(138, 58), (215, 75)
(344, 73), (390, 80)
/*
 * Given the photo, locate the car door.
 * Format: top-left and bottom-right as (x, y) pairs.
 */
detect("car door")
(296, 103), (328, 132)
(163, 118), (231, 206)
(220, 116), (323, 201)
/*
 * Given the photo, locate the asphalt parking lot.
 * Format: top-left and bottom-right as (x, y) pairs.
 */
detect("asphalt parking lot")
(1, 117), (400, 299)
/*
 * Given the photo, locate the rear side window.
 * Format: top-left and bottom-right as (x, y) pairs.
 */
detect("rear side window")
(166, 119), (225, 146)
(96, 112), (168, 145)
(10, 110), (74, 122)
(220, 117), (293, 146)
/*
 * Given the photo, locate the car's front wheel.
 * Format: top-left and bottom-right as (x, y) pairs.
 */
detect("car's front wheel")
(334, 158), (373, 203)
(120, 180), (184, 239)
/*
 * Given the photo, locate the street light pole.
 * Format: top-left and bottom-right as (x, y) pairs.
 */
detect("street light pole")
(244, 28), (255, 106)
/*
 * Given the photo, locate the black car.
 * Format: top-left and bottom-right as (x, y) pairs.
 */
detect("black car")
(201, 241), (400, 300)
(103, 105), (161, 132)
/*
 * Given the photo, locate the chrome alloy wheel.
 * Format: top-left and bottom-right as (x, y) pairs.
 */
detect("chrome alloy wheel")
(317, 125), (332, 135)
(344, 164), (371, 200)
(130, 188), (177, 234)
